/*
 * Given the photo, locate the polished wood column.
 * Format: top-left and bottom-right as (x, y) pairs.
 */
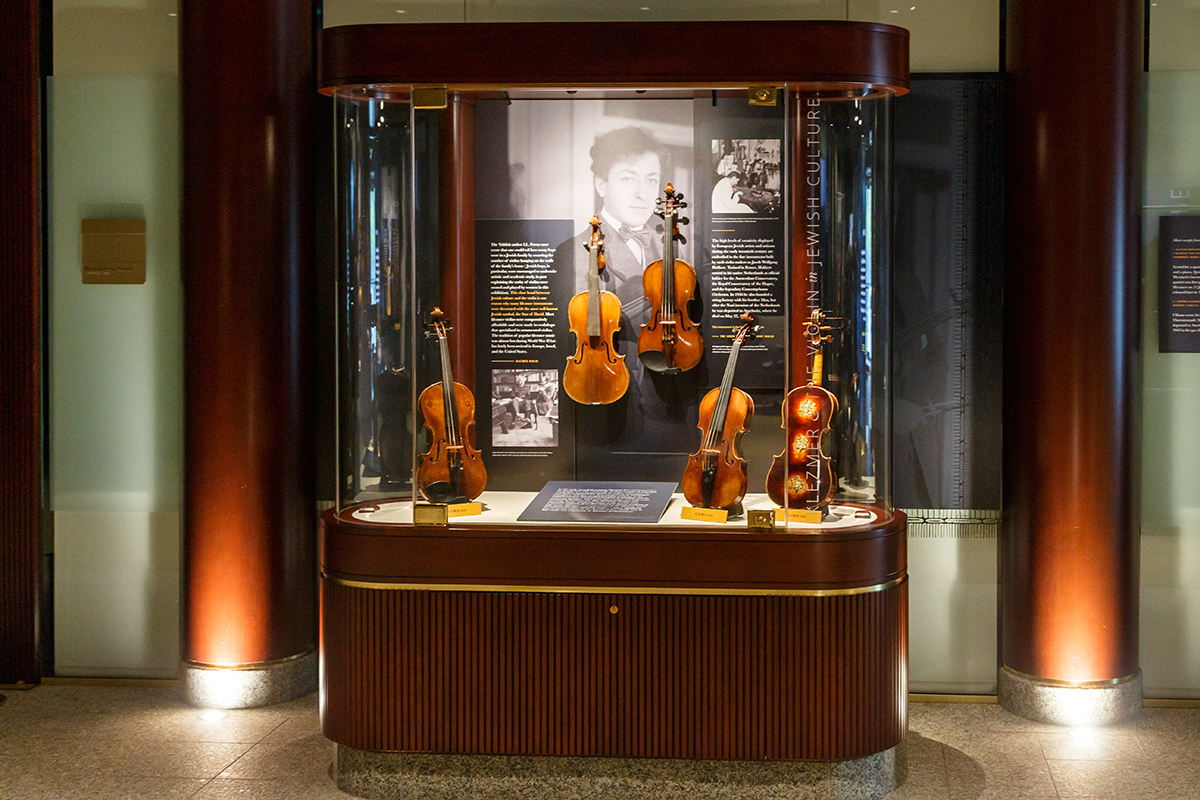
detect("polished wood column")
(1001, 0), (1142, 683)
(438, 94), (477, 389)
(180, 0), (317, 672)
(0, 0), (43, 686)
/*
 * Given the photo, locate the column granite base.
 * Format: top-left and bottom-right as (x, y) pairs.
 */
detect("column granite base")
(181, 650), (317, 709)
(335, 745), (907, 800)
(998, 666), (1142, 727)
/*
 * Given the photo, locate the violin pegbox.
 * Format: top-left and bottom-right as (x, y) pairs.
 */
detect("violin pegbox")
(803, 308), (834, 346)
(425, 307), (452, 338)
(741, 311), (761, 341)
(585, 215), (606, 272)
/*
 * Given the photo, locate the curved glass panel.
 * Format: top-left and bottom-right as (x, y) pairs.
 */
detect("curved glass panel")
(333, 85), (896, 532)
(334, 88), (416, 509)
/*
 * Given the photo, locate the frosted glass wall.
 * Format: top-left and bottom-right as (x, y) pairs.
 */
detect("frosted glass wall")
(1140, 69), (1200, 698)
(50, 2), (181, 678)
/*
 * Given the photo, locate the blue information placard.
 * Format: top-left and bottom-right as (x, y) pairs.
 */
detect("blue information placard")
(518, 481), (678, 523)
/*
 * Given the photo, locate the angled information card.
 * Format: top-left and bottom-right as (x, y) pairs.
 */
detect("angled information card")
(518, 481), (678, 523)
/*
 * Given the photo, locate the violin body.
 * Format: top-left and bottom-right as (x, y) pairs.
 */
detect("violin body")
(638, 184), (703, 374)
(564, 216), (629, 405)
(564, 288), (629, 405)
(682, 385), (754, 510)
(765, 383), (838, 509)
(417, 381), (487, 502)
(637, 257), (703, 374)
(416, 308), (487, 504)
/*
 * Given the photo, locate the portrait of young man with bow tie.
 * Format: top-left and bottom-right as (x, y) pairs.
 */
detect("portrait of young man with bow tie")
(553, 123), (710, 474)
(569, 126), (667, 308)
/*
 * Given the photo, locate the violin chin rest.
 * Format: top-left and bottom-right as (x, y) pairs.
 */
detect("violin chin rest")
(638, 350), (681, 374)
(423, 481), (466, 504)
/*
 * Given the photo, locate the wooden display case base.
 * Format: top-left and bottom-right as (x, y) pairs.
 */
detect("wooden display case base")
(335, 745), (907, 800)
(320, 505), (908, 766)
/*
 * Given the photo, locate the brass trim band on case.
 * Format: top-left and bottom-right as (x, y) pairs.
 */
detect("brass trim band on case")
(323, 573), (906, 598)
(1000, 664), (1141, 689)
(183, 649), (316, 672)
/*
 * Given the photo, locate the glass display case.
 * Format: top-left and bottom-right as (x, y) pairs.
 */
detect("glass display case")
(319, 21), (910, 776)
(332, 59), (899, 534)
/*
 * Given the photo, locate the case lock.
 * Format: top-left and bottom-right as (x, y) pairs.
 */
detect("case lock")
(748, 86), (778, 106)
(412, 87), (449, 109)
(746, 508), (777, 532)
(413, 503), (450, 526)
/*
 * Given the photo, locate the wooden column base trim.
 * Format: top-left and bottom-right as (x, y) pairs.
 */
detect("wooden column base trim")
(997, 666), (1142, 727)
(181, 651), (317, 710)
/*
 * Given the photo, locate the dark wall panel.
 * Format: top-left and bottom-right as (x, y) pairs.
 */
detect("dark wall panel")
(893, 75), (1005, 511)
(0, 0), (43, 685)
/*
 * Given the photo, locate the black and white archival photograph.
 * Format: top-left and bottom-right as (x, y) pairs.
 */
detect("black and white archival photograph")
(490, 368), (560, 448)
(711, 138), (781, 216)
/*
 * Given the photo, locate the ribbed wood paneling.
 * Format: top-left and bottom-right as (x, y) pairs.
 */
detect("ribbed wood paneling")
(322, 582), (906, 761)
(0, 0), (43, 685)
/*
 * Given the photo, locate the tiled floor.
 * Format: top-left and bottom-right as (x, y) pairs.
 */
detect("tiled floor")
(1, 686), (1198, 799)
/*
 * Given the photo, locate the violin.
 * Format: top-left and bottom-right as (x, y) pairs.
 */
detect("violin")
(416, 308), (487, 503)
(766, 309), (838, 510)
(564, 217), (630, 405)
(682, 313), (758, 512)
(637, 185), (703, 374)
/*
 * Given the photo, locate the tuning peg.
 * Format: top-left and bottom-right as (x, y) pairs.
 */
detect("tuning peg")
(675, 234), (687, 245)
(656, 224), (664, 234)
(678, 216), (690, 226)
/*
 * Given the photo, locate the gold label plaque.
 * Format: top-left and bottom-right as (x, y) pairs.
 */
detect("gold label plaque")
(447, 502), (483, 518)
(682, 506), (728, 523)
(774, 507), (823, 525)
(82, 218), (146, 285)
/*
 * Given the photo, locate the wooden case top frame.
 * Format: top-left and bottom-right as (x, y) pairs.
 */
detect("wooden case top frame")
(321, 508), (907, 594)
(318, 20), (910, 93)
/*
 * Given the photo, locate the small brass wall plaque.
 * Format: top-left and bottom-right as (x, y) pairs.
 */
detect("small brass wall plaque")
(82, 218), (146, 285)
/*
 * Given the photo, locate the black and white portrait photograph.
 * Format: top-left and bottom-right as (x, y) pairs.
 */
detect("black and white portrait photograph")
(475, 98), (708, 478)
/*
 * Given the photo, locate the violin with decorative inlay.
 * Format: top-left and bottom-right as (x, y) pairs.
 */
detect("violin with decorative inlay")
(766, 309), (838, 510)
